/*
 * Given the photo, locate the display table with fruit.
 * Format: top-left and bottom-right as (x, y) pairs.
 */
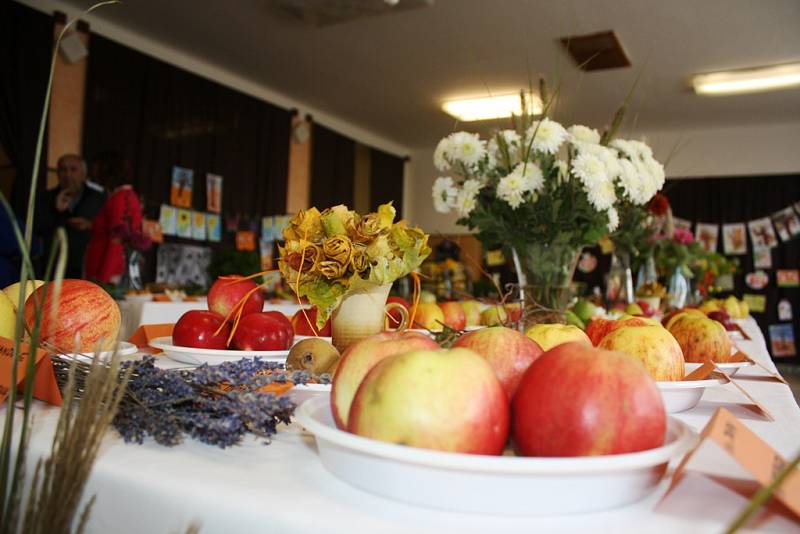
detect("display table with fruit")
(6, 316), (798, 533)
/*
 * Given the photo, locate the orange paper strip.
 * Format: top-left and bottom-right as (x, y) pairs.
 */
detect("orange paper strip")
(685, 361), (716, 381)
(713, 364), (774, 421)
(0, 336), (62, 406)
(667, 408), (799, 519)
(128, 323), (174, 352)
(732, 346), (788, 385)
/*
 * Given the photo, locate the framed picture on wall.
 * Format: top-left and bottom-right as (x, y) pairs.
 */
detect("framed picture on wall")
(170, 166), (194, 208)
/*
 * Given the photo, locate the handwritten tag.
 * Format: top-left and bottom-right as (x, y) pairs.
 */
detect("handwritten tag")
(128, 323), (174, 352)
(714, 364), (774, 421)
(667, 407), (799, 518)
(0, 336), (62, 406)
(685, 361), (716, 381)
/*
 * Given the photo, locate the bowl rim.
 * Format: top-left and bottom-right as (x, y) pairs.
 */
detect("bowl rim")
(149, 336), (290, 358)
(295, 396), (697, 475)
(656, 376), (728, 390)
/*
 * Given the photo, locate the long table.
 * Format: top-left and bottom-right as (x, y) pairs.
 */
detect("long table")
(10, 318), (800, 533)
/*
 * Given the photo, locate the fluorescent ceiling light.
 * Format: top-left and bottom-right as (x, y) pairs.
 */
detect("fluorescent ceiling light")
(441, 94), (542, 121)
(692, 63), (800, 95)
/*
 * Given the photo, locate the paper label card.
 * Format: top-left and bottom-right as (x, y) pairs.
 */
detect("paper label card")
(668, 408), (800, 519)
(206, 173), (223, 213)
(170, 166), (194, 208)
(723, 223), (748, 255)
(0, 337), (62, 406)
(769, 324), (796, 357)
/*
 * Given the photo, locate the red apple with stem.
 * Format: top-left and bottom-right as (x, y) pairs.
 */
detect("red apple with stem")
(452, 326), (543, 398)
(348, 348), (510, 455)
(173, 310), (231, 349)
(207, 275), (264, 321)
(512, 342), (666, 457)
(439, 301), (466, 330)
(291, 307), (331, 337)
(331, 331), (439, 429)
(232, 312), (292, 350)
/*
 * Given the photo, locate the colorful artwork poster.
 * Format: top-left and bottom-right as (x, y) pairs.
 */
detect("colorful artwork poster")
(673, 217), (692, 233)
(206, 173), (223, 213)
(771, 206), (800, 241)
(695, 223), (719, 252)
(753, 248), (773, 269)
(778, 299), (793, 321)
(768, 324), (796, 357)
(742, 293), (766, 313)
(236, 230), (256, 251)
(261, 216), (275, 242)
(225, 214), (240, 233)
(142, 219), (163, 244)
(745, 270), (769, 290)
(776, 269), (800, 288)
(716, 273), (735, 291)
(158, 204), (177, 236)
(206, 214), (221, 242)
(260, 238), (274, 271)
(722, 223), (747, 255)
(191, 211), (206, 241)
(747, 217), (778, 250)
(273, 215), (290, 241)
(170, 166), (194, 208)
(176, 208), (192, 238)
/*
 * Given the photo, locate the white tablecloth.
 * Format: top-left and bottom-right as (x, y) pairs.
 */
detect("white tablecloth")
(118, 300), (304, 339)
(10, 318), (800, 533)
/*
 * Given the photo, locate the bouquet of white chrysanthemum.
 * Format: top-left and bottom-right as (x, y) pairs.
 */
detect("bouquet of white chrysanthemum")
(431, 94), (665, 315)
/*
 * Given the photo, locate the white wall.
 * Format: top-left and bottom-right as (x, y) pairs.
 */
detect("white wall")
(405, 121), (800, 234)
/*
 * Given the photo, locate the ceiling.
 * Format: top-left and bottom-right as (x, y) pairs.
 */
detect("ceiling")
(61, 0), (800, 150)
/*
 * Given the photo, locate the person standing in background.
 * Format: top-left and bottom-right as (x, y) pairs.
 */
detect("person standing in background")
(85, 151), (143, 284)
(35, 154), (105, 278)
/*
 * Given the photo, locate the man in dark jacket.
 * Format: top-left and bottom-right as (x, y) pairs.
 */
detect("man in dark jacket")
(35, 154), (106, 278)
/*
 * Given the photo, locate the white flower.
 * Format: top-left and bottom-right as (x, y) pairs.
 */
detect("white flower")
(432, 176), (457, 214)
(496, 173), (527, 209)
(433, 137), (453, 171)
(617, 159), (648, 205)
(607, 207), (620, 232)
(645, 157), (665, 191)
(568, 125), (601, 145)
(586, 178), (617, 211)
(461, 178), (483, 197)
(454, 189), (478, 217)
(489, 129), (522, 166)
(527, 118), (567, 154)
(628, 140), (654, 159)
(571, 151), (609, 189)
(610, 138), (636, 159)
(517, 162), (545, 193)
(448, 132), (486, 167)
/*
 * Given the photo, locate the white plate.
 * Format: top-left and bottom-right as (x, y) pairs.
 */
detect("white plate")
(295, 396), (696, 515)
(58, 341), (139, 362)
(149, 336), (290, 365)
(287, 383), (331, 405)
(657, 370), (728, 413)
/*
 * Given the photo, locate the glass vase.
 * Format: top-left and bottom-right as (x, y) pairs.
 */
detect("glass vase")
(511, 243), (582, 326)
(605, 251), (634, 305)
(636, 255), (657, 290)
(667, 268), (689, 309)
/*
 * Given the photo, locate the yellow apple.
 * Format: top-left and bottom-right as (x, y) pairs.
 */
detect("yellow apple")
(0, 291), (17, 339)
(480, 305), (508, 326)
(598, 325), (685, 381)
(3, 280), (45, 310)
(412, 302), (444, 331)
(459, 300), (483, 326)
(663, 308), (705, 330)
(667, 315), (733, 363)
(524, 323), (591, 352)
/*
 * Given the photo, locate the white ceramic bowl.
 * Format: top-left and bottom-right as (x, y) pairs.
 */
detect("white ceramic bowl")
(714, 360), (754, 376)
(295, 396), (696, 515)
(657, 371), (728, 413)
(56, 341), (139, 362)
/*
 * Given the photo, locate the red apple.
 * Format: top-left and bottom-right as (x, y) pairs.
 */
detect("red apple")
(331, 331), (439, 429)
(24, 279), (120, 352)
(504, 302), (523, 322)
(231, 312), (292, 351)
(348, 348), (510, 455)
(386, 296), (410, 329)
(512, 342), (666, 457)
(291, 307), (332, 337)
(452, 326), (543, 398)
(173, 310), (230, 349)
(439, 301), (466, 330)
(207, 276), (264, 321)
(412, 302), (444, 331)
(262, 311), (294, 341)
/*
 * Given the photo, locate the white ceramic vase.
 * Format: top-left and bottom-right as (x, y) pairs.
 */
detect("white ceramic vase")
(331, 282), (407, 352)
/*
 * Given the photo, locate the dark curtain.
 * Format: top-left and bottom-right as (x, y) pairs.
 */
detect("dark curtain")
(665, 174), (800, 363)
(0, 0), (52, 215)
(310, 124), (354, 209)
(369, 148), (404, 216)
(83, 33), (291, 224)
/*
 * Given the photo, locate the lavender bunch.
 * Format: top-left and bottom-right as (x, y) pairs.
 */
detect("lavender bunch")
(112, 357), (330, 448)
